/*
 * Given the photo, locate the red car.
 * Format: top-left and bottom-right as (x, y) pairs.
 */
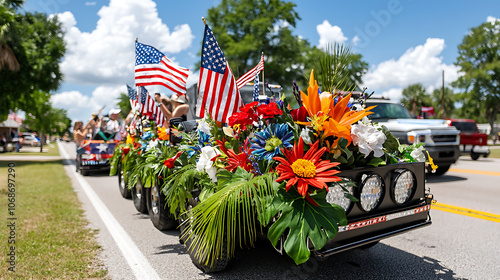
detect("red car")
(447, 119), (490, 160)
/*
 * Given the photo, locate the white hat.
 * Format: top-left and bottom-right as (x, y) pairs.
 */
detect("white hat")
(171, 93), (188, 104)
(109, 108), (121, 115)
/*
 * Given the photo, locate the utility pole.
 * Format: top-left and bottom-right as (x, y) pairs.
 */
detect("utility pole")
(441, 70), (446, 118)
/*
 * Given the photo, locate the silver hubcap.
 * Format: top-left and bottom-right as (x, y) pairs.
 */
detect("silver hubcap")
(136, 183), (142, 200)
(120, 170), (126, 189)
(151, 185), (159, 215)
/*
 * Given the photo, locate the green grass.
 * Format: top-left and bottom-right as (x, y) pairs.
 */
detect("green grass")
(488, 148), (500, 158)
(0, 143), (61, 157)
(0, 160), (107, 279)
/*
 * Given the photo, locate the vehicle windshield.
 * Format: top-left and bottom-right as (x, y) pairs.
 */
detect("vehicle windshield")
(451, 121), (478, 133)
(365, 102), (413, 119)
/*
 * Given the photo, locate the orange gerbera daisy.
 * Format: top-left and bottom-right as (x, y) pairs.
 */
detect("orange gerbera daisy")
(274, 137), (341, 203)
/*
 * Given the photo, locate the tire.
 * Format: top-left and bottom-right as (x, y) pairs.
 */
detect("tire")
(184, 224), (230, 273)
(117, 163), (131, 198)
(431, 164), (451, 176)
(147, 180), (177, 230)
(131, 181), (148, 214)
(470, 152), (480, 160)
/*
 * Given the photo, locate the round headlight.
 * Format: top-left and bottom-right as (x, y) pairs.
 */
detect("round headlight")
(326, 179), (355, 212)
(392, 169), (416, 205)
(359, 174), (384, 212)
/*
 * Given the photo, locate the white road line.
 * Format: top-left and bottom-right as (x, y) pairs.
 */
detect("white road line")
(58, 142), (161, 280)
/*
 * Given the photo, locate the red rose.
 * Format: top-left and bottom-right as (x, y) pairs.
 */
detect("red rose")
(239, 101), (259, 114)
(257, 102), (283, 119)
(228, 111), (256, 130)
(121, 146), (130, 155)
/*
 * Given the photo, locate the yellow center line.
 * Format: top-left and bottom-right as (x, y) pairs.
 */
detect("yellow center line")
(431, 201), (500, 223)
(449, 168), (500, 176)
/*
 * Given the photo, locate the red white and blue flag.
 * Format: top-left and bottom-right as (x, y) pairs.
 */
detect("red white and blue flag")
(196, 25), (242, 123)
(137, 86), (165, 126)
(127, 84), (138, 110)
(135, 42), (189, 96)
(236, 53), (264, 90)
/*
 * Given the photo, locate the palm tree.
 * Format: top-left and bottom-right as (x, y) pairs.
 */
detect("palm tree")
(401, 83), (432, 117)
(0, 0), (25, 71)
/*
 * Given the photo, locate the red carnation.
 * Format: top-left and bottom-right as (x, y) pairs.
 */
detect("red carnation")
(257, 102), (283, 119)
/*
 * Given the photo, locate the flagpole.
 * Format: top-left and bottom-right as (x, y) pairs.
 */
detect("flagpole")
(261, 52), (264, 97)
(202, 17), (206, 25)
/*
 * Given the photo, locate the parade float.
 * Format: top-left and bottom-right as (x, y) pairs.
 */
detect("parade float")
(110, 67), (434, 273)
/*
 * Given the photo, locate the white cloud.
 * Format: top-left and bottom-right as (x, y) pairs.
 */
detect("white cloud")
(361, 38), (461, 100)
(487, 16), (499, 23)
(317, 20), (348, 50)
(56, 0), (194, 85)
(51, 85), (126, 122)
(85, 2), (96, 6)
(352, 35), (360, 46)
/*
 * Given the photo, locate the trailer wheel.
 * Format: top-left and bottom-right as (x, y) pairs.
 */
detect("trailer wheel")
(184, 227), (230, 273)
(131, 181), (148, 214)
(117, 163), (131, 198)
(470, 151), (480, 160)
(147, 180), (177, 230)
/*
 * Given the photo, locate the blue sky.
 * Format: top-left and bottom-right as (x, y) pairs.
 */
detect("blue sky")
(22, 0), (500, 123)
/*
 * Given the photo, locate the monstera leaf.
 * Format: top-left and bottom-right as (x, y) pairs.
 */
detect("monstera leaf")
(266, 188), (347, 265)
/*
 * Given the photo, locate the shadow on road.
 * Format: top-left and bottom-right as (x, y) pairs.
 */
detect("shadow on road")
(426, 174), (468, 183)
(179, 241), (464, 280)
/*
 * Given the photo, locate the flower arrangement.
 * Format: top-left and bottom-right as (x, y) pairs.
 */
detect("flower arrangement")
(111, 69), (434, 269)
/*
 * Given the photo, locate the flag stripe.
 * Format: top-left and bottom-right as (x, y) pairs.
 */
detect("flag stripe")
(135, 42), (189, 96)
(235, 54), (264, 89)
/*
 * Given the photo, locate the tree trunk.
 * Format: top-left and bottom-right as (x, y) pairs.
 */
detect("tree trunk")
(39, 131), (44, 153)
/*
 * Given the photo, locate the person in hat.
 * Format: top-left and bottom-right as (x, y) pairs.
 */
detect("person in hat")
(157, 92), (190, 126)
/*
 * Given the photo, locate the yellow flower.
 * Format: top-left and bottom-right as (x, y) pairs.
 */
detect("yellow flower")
(126, 134), (135, 144)
(426, 151), (438, 171)
(158, 126), (169, 141)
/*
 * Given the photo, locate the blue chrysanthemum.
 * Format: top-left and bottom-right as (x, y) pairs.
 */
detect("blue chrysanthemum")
(250, 123), (294, 161)
(187, 131), (211, 158)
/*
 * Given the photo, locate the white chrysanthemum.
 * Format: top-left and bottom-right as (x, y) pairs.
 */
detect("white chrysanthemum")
(410, 146), (426, 162)
(146, 139), (158, 152)
(197, 117), (211, 135)
(300, 127), (313, 144)
(196, 146), (219, 182)
(351, 122), (387, 158)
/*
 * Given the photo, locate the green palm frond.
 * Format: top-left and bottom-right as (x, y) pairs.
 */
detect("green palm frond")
(180, 168), (279, 269)
(318, 43), (353, 93)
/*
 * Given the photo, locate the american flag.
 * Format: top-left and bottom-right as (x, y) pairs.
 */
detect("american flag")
(137, 86), (165, 126)
(127, 85), (138, 110)
(196, 25), (242, 123)
(253, 72), (259, 102)
(236, 54), (264, 90)
(135, 42), (189, 96)
(138, 86), (148, 114)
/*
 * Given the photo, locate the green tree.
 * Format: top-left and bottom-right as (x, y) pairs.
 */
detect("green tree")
(204, 0), (306, 88)
(432, 87), (456, 118)
(117, 93), (132, 119)
(401, 83), (432, 117)
(23, 90), (71, 152)
(452, 19), (500, 134)
(0, 9), (65, 121)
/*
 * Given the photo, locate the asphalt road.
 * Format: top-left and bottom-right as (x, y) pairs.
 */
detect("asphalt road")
(58, 142), (500, 280)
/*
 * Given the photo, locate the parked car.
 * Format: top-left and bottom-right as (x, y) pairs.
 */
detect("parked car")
(20, 133), (41, 147)
(447, 119), (490, 160)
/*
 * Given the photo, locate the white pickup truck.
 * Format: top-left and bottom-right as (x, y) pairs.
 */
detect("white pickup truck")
(365, 98), (460, 175)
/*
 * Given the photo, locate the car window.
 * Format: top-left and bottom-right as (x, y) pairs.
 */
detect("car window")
(451, 122), (478, 133)
(365, 102), (413, 119)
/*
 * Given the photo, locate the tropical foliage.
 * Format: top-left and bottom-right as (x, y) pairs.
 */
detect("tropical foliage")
(452, 19), (500, 129)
